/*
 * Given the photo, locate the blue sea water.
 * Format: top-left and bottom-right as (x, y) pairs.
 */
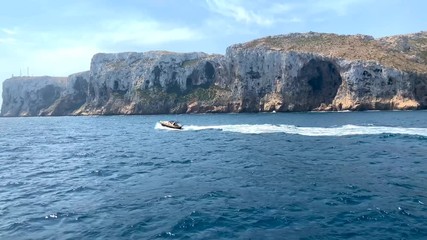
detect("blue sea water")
(0, 111), (426, 239)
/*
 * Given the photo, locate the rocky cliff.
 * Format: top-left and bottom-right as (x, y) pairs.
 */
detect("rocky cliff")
(227, 32), (427, 111)
(77, 51), (232, 115)
(1, 73), (89, 117)
(2, 32), (427, 116)
(1, 76), (67, 116)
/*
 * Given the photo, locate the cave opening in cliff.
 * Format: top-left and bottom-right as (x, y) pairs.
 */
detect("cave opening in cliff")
(151, 66), (162, 88)
(298, 59), (342, 109)
(204, 62), (215, 80)
(186, 77), (192, 89)
(113, 80), (119, 90)
(308, 72), (322, 91)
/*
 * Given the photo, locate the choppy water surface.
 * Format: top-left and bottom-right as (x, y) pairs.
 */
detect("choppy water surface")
(0, 111), (426, 239)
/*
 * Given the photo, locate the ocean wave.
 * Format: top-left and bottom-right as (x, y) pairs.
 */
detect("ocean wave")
(158, 123), (427, 137)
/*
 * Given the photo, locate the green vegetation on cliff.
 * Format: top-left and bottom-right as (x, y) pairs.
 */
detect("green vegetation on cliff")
(135, 85), (228, 104)
(239, 32), (427, 73)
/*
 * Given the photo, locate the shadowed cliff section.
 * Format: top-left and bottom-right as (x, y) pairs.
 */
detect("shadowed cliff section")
(298, 59), (342, 110)
(1, 32), (427, 116)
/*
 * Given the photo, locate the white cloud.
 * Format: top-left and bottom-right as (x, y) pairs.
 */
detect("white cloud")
(205, 0), (370, 27)
(1, 28), (17, 35)
(287, 17), (303, 23)
(206, 0), (274, 26)
(0, 28), (18, 45)
(268, 3), (295, 14)
(308, 0), (370, 16)
(97, 20), (202, 46)
(204, 17), (255, 35)
(203, 0), (306, 38)
(4, 46), (98, 78)
(0, 37), (16, 45)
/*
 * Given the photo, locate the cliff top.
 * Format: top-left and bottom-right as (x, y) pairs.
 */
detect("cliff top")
(233, 31), (427, 73)
(3, 76), (68, 84)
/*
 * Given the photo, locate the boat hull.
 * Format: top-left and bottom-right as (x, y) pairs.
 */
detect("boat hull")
(159, 121), (183, 129)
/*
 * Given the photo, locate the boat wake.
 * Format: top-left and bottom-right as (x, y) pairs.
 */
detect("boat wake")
(158, 123), (427, 137)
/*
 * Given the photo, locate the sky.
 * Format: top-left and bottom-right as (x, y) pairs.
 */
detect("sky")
(1, 0), (426, 106)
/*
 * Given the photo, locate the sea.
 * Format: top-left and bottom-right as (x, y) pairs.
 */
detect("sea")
(0, 111), (426, 240)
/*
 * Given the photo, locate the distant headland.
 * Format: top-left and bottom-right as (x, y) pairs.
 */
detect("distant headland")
(1, 31), (427, 117)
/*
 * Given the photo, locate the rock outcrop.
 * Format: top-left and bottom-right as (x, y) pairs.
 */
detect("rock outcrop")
(78, 51), (231, 115)
(1, 73), (89, 117)
(2, 32), (427, 116)
(1, 76), (67, 116)
(226, 32), (427, 112)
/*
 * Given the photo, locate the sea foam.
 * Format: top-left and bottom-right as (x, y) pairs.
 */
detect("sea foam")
(178, 124), (427, 137)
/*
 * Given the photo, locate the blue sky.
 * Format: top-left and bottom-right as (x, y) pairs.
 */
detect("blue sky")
(0, 0), (426, 105)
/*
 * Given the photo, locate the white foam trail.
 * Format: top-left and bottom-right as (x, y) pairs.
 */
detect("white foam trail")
(154, 122), (163, 129)
(179, 124), (427, 137)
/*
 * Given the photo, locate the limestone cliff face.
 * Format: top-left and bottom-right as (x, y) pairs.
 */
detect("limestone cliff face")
(225, 48), (343, 112)
(1, 76), (67, 116)
(333, 60), (426, 110)
(225, 32), (427, 111)
(225, 45), (427, 112)
(1, 72), (89, 116)
(44, 71), (90, 116)
(1, 32), (427, 116)
(78, 51), (231, 115)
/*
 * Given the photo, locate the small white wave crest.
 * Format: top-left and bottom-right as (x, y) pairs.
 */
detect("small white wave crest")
(154, 122), (163, 129)
(179, 124), (427, 136)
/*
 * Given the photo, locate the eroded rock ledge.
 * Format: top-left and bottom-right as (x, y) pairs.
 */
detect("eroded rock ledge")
(2, 32), (427, 116)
